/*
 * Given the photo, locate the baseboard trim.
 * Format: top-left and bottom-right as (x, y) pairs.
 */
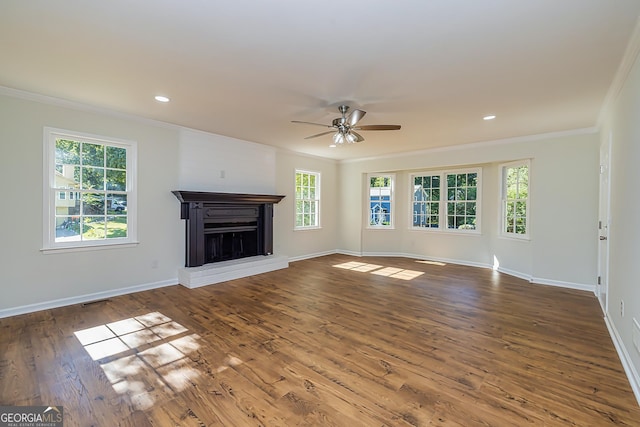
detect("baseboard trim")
(530, 276), (596, 293)
(0, 279), (177, 319)
(289, 250), (336, 262)
(604, 314), (640, 405)
(334, 250), (594, 292)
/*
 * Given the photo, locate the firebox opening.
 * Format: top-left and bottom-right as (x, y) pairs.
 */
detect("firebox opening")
(205, 230), (259, 263)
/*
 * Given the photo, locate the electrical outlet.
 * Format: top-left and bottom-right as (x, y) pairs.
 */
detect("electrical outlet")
(620, 300), (624, 317)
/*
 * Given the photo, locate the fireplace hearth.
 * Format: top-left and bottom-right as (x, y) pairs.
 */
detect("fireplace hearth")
(173, 191), (285, 267)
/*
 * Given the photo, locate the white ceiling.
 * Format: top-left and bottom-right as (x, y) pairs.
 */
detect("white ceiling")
(2, 1), (639, 160)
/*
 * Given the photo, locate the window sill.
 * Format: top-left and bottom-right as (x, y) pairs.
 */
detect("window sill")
(41, 241), (140, 254)
(293, 226), (322, 231)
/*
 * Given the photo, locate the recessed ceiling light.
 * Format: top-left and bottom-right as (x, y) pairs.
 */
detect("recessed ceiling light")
(154, 95), (170, 103)
(329, 144), (337, 148)
(483, 115), (496, 121)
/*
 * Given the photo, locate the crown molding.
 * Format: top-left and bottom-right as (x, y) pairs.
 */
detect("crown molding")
(0, 85), (180, 131)
(598, 16), (640, 127)
(340, 126), (598, 164)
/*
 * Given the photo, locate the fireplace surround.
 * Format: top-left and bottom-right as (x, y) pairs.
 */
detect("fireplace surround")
(172, 191), (285, 268)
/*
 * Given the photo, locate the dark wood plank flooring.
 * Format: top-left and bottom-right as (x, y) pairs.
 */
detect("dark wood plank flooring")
(1, 254), (638, 426)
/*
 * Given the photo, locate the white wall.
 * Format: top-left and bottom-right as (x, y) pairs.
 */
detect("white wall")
(178, 128), (276, 194)
(0, 90), (341, 315)
(600, 43), (640, 397)
(274, 151), (338, 259)
(0, 93), (182, 313)
(337, 131), (600, 289)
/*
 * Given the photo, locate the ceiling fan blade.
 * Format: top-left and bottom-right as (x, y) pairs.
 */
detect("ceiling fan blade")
(292, 120), (333, 128)
(304, 130), (336, 140)
(347, 109), (366, 126)
(353, 124), (401, 131)
(351, 131), (365, 142)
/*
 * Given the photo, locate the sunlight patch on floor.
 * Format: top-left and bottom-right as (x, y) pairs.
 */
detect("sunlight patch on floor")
(333, 261), (424, 280)
(333, 261), (383, 272)
(74, 311), (218, 410)
(371, 267), (424, 280)
(416, 260), (447, 266)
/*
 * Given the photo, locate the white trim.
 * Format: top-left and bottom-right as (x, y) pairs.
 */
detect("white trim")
(496, 266), (533, 282)
(598, 16), (640, 128)
(604, 314), (640, 406)
(1, 85), (178, 131)
(294, 169), (321, 230)
(408, 167), (482, 233)
(362, 251), (491, 270)
(289, 250), (337, 262)
(0, 279), (176, 319)
(366, 173), (396, 229)
(341, 127), (598, 164)
(327, 249), (595, 292)
(335, 249), (363, 257)
(41, 241), (139, 254)
(530, 276), (595, 293)
(42, 127), (138, 250)
(498, 159), (531, 240)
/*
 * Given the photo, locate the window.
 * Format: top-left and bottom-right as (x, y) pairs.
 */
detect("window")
(43, 128), (137, 250)
(446, 171), (478, 230)
(412, 174), (440, 228)
(368, 174), (394, 228)
(411, 168), (481, 232)
(501, 160), (529, 238)
(295, 170), (320, 229)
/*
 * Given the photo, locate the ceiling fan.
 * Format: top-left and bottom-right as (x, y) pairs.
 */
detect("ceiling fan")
(292, 105), (401, 145)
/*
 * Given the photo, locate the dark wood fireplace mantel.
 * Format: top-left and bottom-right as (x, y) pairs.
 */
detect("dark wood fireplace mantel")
(173, 191), (285, 267)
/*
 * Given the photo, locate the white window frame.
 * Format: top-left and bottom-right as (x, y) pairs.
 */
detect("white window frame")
(42, 127), (138, 252)
(409, 168), (482, 234)
(499, 159), (530, 240)
(367, 173), (395, 229)
(294, 169), (321, 230)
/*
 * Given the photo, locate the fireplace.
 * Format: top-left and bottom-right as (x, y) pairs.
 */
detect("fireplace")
(173, 191), (285, 267)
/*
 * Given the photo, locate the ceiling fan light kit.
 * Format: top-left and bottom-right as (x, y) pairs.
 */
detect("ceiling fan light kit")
(292, 104), (401, 146)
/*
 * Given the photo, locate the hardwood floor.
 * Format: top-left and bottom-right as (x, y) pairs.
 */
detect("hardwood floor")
(1, 254), (639, 426)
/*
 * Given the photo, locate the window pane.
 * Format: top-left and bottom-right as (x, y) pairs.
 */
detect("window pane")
(106, 146), (126, 169)
(447, 202), (455, 215)
(106, 169), (126, 191)
(107, 195), (127, 215)
(456, 174), (466, 186)
(467, 187), (476, 200)
(107, 217), (128, 238)
(466, 202), (476, 215)
(55, 216), (81, 242)
(82, 217), (106, 240)
(82, 143), (104, 167)
(82, 167), (104, 190)
(82, 193), (105, 215)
